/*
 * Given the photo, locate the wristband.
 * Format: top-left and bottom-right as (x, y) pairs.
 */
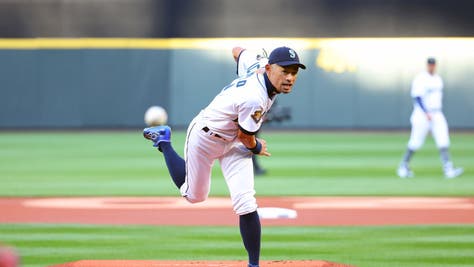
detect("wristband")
(248, 140), (262, 154)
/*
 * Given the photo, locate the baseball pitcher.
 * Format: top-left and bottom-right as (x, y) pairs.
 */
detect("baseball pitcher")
(143, 47), (306, 267)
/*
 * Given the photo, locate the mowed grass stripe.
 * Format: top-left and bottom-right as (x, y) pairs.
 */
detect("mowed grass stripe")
(0, 224), (473, 267)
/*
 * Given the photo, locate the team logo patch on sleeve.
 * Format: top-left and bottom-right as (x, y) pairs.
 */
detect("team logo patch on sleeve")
(251, 109), (264, 123)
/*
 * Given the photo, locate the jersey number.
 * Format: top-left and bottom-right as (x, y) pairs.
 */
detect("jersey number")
(222, 79), (247, 91)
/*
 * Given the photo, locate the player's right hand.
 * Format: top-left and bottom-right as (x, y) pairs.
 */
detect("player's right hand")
(257, 138), (271, 157)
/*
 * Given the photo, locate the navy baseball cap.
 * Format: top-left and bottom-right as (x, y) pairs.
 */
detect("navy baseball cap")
(427, 57), (436, 64)
(268, 46), (306, 69)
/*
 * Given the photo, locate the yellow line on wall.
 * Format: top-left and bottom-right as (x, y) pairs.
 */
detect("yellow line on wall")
(0, 37), (472, 50)
(0, 38), (308, 49)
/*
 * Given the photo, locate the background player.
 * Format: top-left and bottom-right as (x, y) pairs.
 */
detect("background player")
(397, 58), (463, 179)
(143, 47), (306, 267)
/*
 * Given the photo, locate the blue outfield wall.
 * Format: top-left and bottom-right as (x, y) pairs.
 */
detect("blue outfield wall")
(0, 38), (473, 129)
(0, 49), (171, 128)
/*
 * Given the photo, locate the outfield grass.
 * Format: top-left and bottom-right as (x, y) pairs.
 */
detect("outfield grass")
(0, 224), (473, 267)
(0, 131), (472, 196)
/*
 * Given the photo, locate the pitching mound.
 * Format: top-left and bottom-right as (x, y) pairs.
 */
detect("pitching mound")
(49, 260), (355, 267)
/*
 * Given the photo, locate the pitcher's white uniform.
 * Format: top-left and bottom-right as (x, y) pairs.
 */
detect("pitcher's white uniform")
(181, 72), (275, 215)
(408, 71), (449, 150)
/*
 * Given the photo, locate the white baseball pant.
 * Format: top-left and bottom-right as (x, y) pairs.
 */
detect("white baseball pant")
(180, 115), (258, 216)
(408, 109), (450, 150)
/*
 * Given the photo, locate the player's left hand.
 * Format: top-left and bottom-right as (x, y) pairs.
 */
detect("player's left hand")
(257, 138), (271, 157)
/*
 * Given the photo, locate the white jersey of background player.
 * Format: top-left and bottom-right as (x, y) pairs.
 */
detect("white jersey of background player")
(397, 58), (463, 179)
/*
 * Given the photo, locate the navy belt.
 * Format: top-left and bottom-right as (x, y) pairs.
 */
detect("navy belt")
(202, 127), (225, 140)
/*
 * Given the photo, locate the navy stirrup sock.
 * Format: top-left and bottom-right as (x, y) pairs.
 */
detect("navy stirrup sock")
(159, 142), (186, 189)
(402, 149), (414, 164)
(439, 147), (451, 166)
(240, 211), (261, 266)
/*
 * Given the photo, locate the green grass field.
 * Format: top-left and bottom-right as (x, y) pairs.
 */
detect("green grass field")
(1, 224), (473, 267)
(1, 131), (473, 267)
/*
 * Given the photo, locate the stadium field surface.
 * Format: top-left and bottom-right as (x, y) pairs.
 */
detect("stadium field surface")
(0, 131), (473, 267)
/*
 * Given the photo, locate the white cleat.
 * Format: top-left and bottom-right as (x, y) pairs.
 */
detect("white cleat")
(446, 168), (464, 179)
(397, 164), (414, 178)
(444, 163), (464, 179)
(445, 167), (463, 179)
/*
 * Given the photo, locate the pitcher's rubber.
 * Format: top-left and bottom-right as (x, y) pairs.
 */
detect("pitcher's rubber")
(49, 260), (355, 267)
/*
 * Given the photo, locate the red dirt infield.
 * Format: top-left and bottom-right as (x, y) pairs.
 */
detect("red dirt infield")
(1, 196), (473, 226)
(49, 260), (354, 267)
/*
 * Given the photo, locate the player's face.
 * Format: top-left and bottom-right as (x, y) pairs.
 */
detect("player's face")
(427, 63), (436, 74)
(267, 64), (299, 94)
